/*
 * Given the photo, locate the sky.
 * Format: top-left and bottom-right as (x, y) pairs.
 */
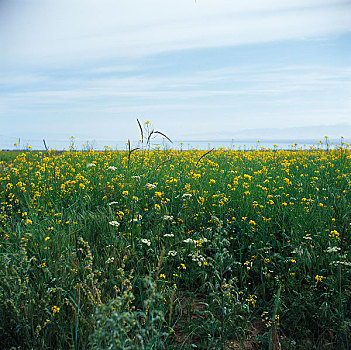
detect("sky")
(1, 0), (351, 149)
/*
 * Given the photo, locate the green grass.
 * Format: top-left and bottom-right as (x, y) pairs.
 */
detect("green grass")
(0, 150), (23, 162)
(0, 144), (350, 349)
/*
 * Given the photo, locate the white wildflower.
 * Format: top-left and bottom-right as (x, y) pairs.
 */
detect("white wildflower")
(108, 201), (118, 206)
(131, 175), (141, 179)
(108, 166), (117, 170)
(163, 233), (174, 237)
(182, 193), (192, 199)
(87, 163), (96, 168)
(141, 238), (151, 246)
(109, 221), (120, 227)
(303, 236), (312, 240)
(326, 246), (341, 253)
(168, 250), (178, 257)
(330, 261), (351, 267)
(188, 252), (206, 264)
(105, 257), (115, 264)
(183, 238), (195, 243)
(163, 215), (174, 221)
(145, 183), (156, 189)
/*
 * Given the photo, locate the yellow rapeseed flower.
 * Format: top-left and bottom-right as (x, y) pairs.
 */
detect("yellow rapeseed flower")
(315, 275), (323, 284)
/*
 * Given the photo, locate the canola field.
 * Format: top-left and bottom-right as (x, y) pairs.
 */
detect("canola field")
(0, 145), (350, 349)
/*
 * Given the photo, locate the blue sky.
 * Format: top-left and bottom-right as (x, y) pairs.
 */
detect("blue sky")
(1, 0), (351, 149)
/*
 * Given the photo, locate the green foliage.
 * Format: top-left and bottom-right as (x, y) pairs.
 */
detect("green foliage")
(90, 276), (168, 350)
(0, 139), (351, 348)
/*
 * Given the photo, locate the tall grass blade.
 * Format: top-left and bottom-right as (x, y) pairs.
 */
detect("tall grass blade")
(195, 148), (214, 167)
(137, 118), (144, 144)
(153, 130), (173, 143)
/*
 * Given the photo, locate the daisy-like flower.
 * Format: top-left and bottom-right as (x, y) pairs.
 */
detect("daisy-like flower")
(163, 215), (174, 221)
(168, 250), (177, 257)
(109, 221), (120, 227)
(145, 183), (156, 189)
(141, 238), (151, 246)
(163, 233), (174, 237)
(108, 166), (117, 170)
(326, 246), (340, 253)
(87, 163), (96, 168)
(182, 193), (192, 199)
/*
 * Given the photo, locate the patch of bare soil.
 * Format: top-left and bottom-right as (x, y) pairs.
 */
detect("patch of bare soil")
(172, 293), (208, 345)
(226, 320), (265, 350)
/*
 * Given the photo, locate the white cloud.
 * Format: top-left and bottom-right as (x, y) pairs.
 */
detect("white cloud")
(88, 65), (138, 74)
(2, 65), (350, 103)
(1, 62), (349, 141)
(1, 0), (350, 63)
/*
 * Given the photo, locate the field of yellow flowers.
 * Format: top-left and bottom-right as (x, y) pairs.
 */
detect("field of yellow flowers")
(0, 143), (350, 349)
